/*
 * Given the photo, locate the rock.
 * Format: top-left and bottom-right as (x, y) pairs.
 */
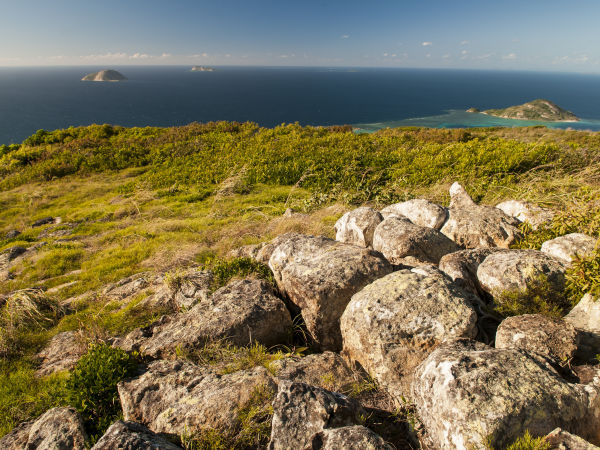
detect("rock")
(91, 420), (182, 450)
(310, 425), (393, 450)
(495, 314), (579, 365)
(228, 243), (265, 260)
(380, 199), (448, 230)
(269, 234), (392, 351)
(36, 331), (86, 376)
(256, 232), (302, 265)
(440, 182), (521, 248)
(373, 217), (460, 265)
(26, 407), (88, 450)
(0, 246), (28, 281)
(496, 200), (555, 230)
(0, 421), (33, 450)
(31, 217), (55, 227)
(118, 360), (277, 436)
(102, 272), (171, 310)
(412, 339), (600, 449)
(171, 270), (213, 310)
(341, 268), (478, 402)
(118, 279), (291, 358)
(268, 380), (366, 450)
(334, 207), (383, 247)
(545, 428), (600, 449)
(476, 249), (566, 297)
(4, 230), (21, 239)
(565, 294), (600, 363)
(541, 233), (598, 263)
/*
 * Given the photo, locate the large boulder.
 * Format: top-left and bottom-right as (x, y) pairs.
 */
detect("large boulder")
(26, 407), (88, 450)
(36, 331), (86, 377)
(118, 360), (277, 436)
(496, 200), (555, 230)
(412, 339), (600, 449)
(268, 381), (366, 450)
(269, 234), (392, 351)
(118, 279), (291, 358)
(541, 233), (598, 264)
(310, 425), (393, 450)
(380, 199), (448, 230)
(565, 294), (600, 363)
(334, 207), (383, 247)
(91, 421), (182, 450)
(340, 268), (478, 402)
(256, 233), (302, 265)
(440, 182), (521, 248)
(545, 428), (600, 450)
(372, 217), (460, 265)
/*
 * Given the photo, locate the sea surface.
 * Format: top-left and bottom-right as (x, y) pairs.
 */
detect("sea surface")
(2, 66), (600, 144)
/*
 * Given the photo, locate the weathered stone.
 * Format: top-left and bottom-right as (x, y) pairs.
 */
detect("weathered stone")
(0, 246), (27, 281)
(227, 243), (265, 260)
(26, 407), (88, 450)
(541, 233), (598, 263)
(310, 425), (393, 450)
(334, 207), (383, 247)
(268, 381), (365, 450)
(341, 268), (478, 403)
(546, 428), (600, 449)
(495, 314), (579, 364)
(36, 331), (86, 377)
(476, 249), (566, 297)
(118, 360), (277, 436)
(373, 217), (460, 265)
(171, 270), (213, 310)
(496, 200), (555, 230)
(91, 420), (182, 450)
(380, 199), (448, 230)
(565, 294), (600, 363)
(412, 339), (600, 449)
(256, 232), (302, 265)
(269, 234), (392, 351)
(440, 182), (521, 248)
(118, 279), (291, 358)
(4, 230), (21, 239)
(0, 421), (33, 450)
(31, 217), (55, 227)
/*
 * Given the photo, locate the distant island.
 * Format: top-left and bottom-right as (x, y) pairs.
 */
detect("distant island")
(191, 66), (215, 72)
(481, 99), (579, 122)
(81, 70), (127, 82)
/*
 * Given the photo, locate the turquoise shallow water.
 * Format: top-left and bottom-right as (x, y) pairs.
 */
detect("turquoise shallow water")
(354, 109), (600, 132)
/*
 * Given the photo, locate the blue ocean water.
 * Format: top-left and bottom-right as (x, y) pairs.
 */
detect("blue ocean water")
(1, 66), (600, 144)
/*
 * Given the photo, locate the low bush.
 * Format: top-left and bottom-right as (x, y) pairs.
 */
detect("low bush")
(202, 257), (275, 291)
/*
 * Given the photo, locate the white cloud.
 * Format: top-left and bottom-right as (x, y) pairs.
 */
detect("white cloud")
(341, 34), (350, 39)
(422, 41), (432, 46)
(425, 53), (431, 58)
(81, 52), (128, 61)
(442, 54), (451, 59)
(460, 40), (469, 45)
(383, 52), (389, 57)
(130, 53), (150, 59)
(502, 53), (517, 60)
(159, 53), (171, 58)
(461, 50), (468, 55)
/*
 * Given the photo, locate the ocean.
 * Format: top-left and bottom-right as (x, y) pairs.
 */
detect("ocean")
(1, 66), (600, 144)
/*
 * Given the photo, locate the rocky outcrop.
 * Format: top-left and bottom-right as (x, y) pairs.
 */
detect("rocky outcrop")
(341, 268), (478, 402)
(334, 207), (383, 247)
(545, 428), (600, 449)
(35, 331), (86, 376)
(0, 421), (33, 450)
(372, 217), (460, 265)
(170, 270), (213, 310)
(0, 246), (27, 281)
(256, 233), (302, 265)
(496, 200), (555, 230)
(440, 183), (521, 248)
(565, 294), (600, 362)
(380, 199), (447, 229)
(412, 339), (600, 449)
(31, 217), (55, 227)
(91, 421), (182, 450)
(541, 233), (598, 263)
(102, 272), (171, 310)
(25, 407), (88, 450)
(310, 426), (393, 450)
(269, 234), (392, 351)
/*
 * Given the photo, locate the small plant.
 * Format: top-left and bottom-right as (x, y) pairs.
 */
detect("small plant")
(349, 374), (379, 398)
(505, 431), (550, 450)
(566, 249), (600, 304)
(202, 257), (274, 291)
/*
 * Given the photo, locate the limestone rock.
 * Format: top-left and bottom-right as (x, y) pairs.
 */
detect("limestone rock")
(412, 339), (600, 449)
(565, 294), (600, 363)
(171, 270), (213, 310)
(118, 279), (291, 358)
(545, 428), (600, 449)
(440, 182), (521, 248)
(372, 217), (460, 265)
(476, 249), (566, 297)
(334, 207), (383, 247)
(36, 331), (86, 377)
(26, 407), (88, 450)
(268, 381), (365, 450)
(541, 233), (598, 263)
(269, 234), (392, 351)
(118, 360), (277, 436)
(341, 268), (478, 402)
(495, 314), (579, 364)
(0, 421), (33, 450)
(380, 199), (448, 230)
(496, 200), (555, 230)
(311, 425), (393, 450)
(91, 420), (182, 450)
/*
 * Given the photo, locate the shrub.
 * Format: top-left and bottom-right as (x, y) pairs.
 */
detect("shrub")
(566, 249), (600, 304)
(505, 431), (550, 450)
(203, 257), (275, 291)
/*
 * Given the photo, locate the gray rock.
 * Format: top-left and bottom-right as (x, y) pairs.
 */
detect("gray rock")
(0, 421), (33, 450)
(310, 425), (393, 450)
(372, 217), (460, 265)
(268, 381), (366, 450)
(227, 243), (265, 260)
(565, 294), (600, 363)
(541, 233), (598, 264)
(380, 199), (448, 230)
(118, 279), (291, 358)
(496, 200), (555, 230)
(171, 270), (213, 310)
(31, 217), (55, 228)
(4, 230), (21, 239)
(269, 234), (392, 351)
(36, 331), (86, 377)
(91, 420), (182, 450)
(26, 407), (88, 450)
(118, 360), (277, 436)
(545, 428), (600, 449)
(0, 246), (28, 281)
(440, 182), (521, 248)
(334, 207), (383, 247)
(341, 268), (478, 403)
(412, 339), (600, 449)
(256, 232), (302, 265)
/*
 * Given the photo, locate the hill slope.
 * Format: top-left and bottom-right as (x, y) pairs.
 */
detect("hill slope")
(484, 99), (579, 121)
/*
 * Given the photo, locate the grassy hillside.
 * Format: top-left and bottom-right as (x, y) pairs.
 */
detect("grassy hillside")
(484, 99), (579, 122)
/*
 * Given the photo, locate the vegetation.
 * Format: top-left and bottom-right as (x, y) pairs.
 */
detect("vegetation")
(505, 431), (550, 450)
(202, 257), (275, 292)
(485, 99), (579, 122)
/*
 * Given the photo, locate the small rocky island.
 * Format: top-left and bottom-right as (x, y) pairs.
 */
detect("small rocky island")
(81, 70), (127, 82)
(191, 66), (215, 72)
(483, 99), (579, 122)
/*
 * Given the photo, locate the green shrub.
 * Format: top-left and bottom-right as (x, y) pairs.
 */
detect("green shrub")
(505, 431), (550, 450)
(203, 257), (274, 291)
(566, 249), (600, 303)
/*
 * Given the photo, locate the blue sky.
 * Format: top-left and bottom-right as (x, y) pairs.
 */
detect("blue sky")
(1, 0), (599, 72)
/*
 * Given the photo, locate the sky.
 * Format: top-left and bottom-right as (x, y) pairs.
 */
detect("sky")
(1, 0), (599, 72)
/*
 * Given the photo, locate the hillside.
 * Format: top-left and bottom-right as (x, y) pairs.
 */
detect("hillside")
(81, 70), (127, 82)
(0, 123), (599, 448)
(484, 99), (579, 121)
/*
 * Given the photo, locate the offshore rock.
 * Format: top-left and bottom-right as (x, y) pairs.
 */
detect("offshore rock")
(380, 198), (448, 230)
(496, 200), (555, 230)
(334, 207), (383, 247)
(26, 407), (88, 450)
(91, 420), (182, 450)
(311, 425), (393, 450)
(541, 233), (598, 264)
(269, 234), (392, 351)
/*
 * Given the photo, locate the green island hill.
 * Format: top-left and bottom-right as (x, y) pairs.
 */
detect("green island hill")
(81, 70), (127, 82)
(483, 99), (579, 122)
(191, 66), (215, 72)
